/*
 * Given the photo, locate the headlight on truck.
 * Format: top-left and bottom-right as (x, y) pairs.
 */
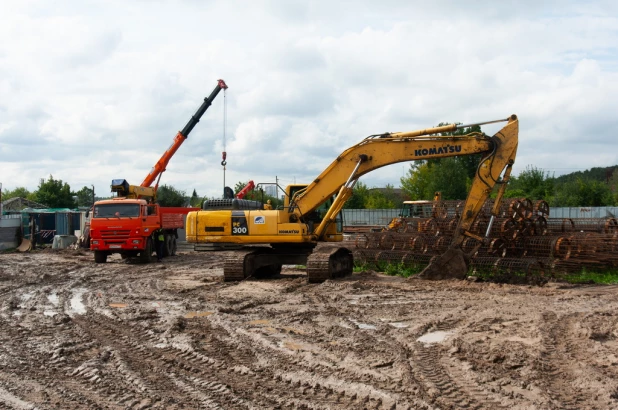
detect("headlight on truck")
(132, 240), (140, 244)
(92, 240), (99, 245)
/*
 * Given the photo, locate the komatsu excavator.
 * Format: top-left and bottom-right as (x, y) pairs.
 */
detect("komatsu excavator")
(186, 114), (518, 282)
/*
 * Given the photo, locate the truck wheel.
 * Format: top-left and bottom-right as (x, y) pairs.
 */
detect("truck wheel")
(171, 237), (177, 256)
(140, 238), (153, 263)
(163, 234), (172, 257)
(94, 251), (107, 263)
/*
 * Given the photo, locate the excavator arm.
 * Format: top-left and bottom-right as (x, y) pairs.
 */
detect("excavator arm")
(292, 115), (518, 248)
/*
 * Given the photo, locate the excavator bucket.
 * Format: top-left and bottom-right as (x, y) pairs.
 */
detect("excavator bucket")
(17, 238), (32, 252)
(417, 246), (470, 280)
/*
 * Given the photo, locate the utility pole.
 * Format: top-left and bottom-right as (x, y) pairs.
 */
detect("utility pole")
(91, 185), (95, 207)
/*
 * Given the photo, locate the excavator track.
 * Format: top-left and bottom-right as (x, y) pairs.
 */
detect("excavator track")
(223, 249), (256, 282)
(306, 247), (353, 283)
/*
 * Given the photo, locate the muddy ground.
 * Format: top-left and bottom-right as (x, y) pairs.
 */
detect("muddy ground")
(0, 244), (617, 410)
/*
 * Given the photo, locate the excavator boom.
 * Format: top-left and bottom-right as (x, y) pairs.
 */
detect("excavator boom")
(292, 117), (515, 218)
(294, 116), (517, 245)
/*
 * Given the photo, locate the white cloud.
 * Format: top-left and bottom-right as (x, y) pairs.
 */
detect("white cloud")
(1, 0), (617, 201)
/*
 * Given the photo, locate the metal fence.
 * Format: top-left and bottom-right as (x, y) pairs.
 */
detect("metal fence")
(549, 207), (618, 219)
(342, 209), (402, 228)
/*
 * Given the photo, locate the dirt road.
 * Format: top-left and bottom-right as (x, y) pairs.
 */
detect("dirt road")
(1, 246), (617, 409)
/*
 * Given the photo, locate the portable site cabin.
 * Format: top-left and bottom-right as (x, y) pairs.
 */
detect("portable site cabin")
(1, 197), (88, 249)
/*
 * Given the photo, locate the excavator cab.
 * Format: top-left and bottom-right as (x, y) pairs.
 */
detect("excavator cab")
(313, 196), (344, 235)
(286, 184), (343, 237)
(400, 201), (434, 218)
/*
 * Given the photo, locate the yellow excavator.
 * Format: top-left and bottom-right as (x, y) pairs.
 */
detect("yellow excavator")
(186, 114), (518, 282)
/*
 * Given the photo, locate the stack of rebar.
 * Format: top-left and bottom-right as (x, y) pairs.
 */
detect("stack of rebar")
(347, 198), (618, 280)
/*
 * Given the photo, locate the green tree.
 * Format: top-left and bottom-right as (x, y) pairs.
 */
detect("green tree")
(156, 185), (186, 207)
(401, 162), (433, 200)
(1, 186), (32, 201)
(75, 186), (95, 207)
(506, 165), (554, 200)
(503, 188), (526, 199)
(344, 181), (369, 209)
(400, 158), (468, 201)
(427, 157), (468, 200)
(610, 169), (618, 204)
(551, 178), (615, 207)
(365, 188), (396, 209)
(34, 175), (76, 208)
(189, 189), (201, 207)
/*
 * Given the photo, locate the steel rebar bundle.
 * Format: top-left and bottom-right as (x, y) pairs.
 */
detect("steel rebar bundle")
(350, 198), (618, 280)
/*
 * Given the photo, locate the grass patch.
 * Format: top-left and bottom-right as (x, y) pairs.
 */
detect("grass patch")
(353, 259), (618, 285)
(353, 263), (370, 273)
(353, 261), (424, 278)
(561, 270), (618, 285)
(384, 262), (423, 278)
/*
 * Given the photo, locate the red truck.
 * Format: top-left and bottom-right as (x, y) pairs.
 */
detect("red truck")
(90, 79), (227, 263)
(90, 199), (197, 262)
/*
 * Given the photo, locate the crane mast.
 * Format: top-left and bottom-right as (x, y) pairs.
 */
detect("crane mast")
(140, 79), (228, 190)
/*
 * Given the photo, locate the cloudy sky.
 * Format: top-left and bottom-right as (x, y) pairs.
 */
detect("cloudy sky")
(1, 0), (617, 200)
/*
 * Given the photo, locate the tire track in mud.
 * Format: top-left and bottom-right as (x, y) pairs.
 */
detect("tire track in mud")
(4, 251), (618, 409)
(72, 314), (249, 409)
(391, 316), (509, 410)
(201, 279), (430, 408)
(72, 313), (370, 409)
(0, 316), (117, 409)
(538, 311), (618, 409)
(269, 280), (433, 409)
(304, 281), (496, 409)
(537, 311), (585, 409)
(214, 323), (406, 409)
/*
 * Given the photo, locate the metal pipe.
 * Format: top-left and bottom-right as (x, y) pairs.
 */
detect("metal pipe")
(485, 215), (496, 238)
(344, 155), (367, 188)
(458, 117), (510, 130)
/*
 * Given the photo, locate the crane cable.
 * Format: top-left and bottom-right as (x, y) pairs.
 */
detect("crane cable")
(221, 87), (227, 167)
(221, 87), (227, 195)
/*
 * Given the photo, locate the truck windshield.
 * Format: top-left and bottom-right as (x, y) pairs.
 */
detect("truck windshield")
(94, 204), (140, 218)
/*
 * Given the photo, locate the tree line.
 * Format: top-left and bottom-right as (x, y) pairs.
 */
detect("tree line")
(399, 161), (618, 207)
(1, 175), (200, 209)
(1, 177), (284, 209)
(395, 122), (618, 208)
(3, 159), (617, 212)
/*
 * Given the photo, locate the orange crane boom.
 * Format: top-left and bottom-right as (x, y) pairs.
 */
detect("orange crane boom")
(141, 79), (228, 190)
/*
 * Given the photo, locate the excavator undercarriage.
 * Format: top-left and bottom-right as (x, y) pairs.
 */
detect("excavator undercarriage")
(222, 245), (353, 282)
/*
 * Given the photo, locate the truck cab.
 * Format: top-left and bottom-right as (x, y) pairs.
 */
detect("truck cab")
(90, 198), (162, 263)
